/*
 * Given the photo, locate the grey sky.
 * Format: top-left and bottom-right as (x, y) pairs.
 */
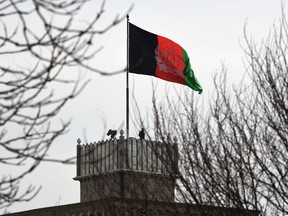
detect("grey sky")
(4, 0), (283, 214)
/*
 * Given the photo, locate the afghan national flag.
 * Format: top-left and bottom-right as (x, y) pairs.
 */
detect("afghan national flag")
(129, 23), (203, 93)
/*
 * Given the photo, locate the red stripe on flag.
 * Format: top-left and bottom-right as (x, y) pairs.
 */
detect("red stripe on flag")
(155, 36), (186, 85)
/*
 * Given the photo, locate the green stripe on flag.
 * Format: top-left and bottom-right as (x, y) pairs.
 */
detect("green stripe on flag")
(182, 48), (203, 93)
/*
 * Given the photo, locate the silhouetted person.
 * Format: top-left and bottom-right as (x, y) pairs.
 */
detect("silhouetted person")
(139, 128), (145, 139)
(107, 129), (117, 139)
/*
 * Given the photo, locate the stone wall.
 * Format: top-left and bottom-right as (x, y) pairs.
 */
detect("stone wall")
(76, 171), (176, 202)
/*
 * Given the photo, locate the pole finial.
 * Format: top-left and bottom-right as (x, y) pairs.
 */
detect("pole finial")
(126, 14), (129, 20)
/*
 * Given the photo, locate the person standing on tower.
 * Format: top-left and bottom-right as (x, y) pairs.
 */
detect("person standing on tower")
(139, 128), (145, 139)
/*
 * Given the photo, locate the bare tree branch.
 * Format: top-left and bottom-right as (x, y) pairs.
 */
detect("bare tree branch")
(0, 0), (130, 210)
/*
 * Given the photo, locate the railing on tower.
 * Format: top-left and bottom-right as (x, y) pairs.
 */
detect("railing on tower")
(76, 129), (179, 177)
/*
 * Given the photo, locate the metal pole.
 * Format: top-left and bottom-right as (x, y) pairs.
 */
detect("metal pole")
(126, 15), (130, 140)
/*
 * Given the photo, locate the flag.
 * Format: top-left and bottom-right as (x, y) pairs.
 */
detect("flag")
(129, 23), (203, 93)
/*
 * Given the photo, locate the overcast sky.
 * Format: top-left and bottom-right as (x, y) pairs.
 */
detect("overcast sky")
(4, 0), (284, 214)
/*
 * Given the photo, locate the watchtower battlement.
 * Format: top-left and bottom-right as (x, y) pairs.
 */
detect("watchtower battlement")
(74, 130), (179, 202)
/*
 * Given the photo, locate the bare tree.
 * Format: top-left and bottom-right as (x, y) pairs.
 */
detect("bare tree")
(133, 12), (288, 216)
(0, 0), (130, 210)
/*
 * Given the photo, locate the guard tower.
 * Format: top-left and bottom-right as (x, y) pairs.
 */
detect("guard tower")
(74, 130), (179, 202)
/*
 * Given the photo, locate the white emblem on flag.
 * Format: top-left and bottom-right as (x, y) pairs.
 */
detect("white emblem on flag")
(155, 42), (185, 78)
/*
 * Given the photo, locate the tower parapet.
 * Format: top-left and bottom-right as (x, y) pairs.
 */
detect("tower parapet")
(74, 130), (179, 202)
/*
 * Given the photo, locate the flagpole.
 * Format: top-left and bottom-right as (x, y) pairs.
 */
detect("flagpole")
(126, 15), (130, 140)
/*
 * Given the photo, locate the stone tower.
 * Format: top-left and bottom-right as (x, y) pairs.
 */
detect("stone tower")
(74, 130), (179, 202)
